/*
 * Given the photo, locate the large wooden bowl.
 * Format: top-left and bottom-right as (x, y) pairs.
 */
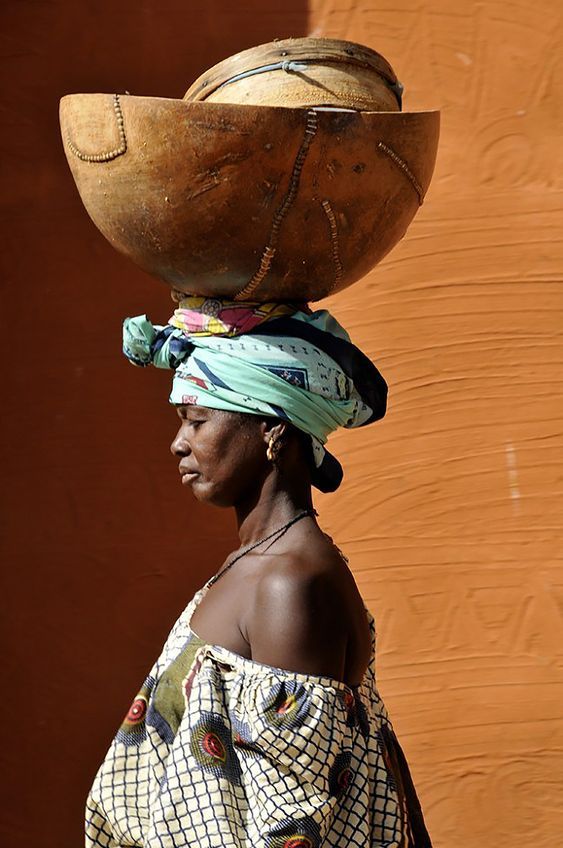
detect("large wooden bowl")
(60, 39), (439, 302)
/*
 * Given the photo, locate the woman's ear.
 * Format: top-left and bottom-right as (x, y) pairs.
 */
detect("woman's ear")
(261, 418), (288, 448)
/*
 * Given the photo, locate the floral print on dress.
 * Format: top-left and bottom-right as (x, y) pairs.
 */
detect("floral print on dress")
(264, 814), (322, 848)
(189, 711), (242, 785)
(328, 750), (353, 798)
(115, 675), (155, 747)
(262, 679), (312, 729)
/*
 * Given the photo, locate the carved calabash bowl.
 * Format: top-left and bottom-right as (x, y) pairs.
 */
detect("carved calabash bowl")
(59, 94), (439, 301)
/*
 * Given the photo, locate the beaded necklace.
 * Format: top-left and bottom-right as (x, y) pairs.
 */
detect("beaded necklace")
(207, 508), (317, 587)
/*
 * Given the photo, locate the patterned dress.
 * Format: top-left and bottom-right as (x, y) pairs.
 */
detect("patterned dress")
(86, 580), (431, 847)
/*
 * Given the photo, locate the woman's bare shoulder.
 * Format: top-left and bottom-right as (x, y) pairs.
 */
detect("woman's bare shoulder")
(243, 531), (360, 679)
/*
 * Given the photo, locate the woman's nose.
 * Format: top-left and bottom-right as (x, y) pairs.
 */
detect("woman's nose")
(170, 426), (191, 457)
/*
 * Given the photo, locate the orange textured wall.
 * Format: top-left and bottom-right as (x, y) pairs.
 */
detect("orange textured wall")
(311, 1), (563, 845)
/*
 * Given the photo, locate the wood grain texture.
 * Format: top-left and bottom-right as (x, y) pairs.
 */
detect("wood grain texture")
(310, 1), (563, 845)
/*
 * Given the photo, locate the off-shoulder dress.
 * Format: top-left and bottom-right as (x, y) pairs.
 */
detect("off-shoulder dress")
(85, 578), (431, 847)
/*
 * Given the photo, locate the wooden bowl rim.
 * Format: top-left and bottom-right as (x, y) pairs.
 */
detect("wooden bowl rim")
(60, 92), (439, 119)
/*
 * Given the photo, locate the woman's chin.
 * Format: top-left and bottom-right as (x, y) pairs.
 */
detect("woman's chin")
(185, 476), (205, 498)
(192, 482), (237, 509)
(186, 478), (221, 505)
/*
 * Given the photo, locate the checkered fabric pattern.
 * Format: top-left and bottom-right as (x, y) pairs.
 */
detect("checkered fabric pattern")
(85, 585), (412, 847)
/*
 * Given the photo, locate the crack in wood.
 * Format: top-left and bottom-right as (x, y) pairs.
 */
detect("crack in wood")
(234, 110), (319, 301)
(377, 141), (423, 204)
(184, 179), (221, 201)
(321, 199), (344, 292)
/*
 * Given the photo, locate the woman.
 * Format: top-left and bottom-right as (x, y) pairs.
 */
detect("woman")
(86, 297), (431, 847)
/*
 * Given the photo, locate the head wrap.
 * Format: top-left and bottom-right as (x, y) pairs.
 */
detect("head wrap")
(123, 296), (387, 492)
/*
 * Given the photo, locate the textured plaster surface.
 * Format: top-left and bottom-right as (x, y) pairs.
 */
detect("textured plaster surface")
(310, 1), (563, 845)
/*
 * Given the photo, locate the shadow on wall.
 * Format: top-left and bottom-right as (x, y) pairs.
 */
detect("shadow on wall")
(0, 3), (308, 848)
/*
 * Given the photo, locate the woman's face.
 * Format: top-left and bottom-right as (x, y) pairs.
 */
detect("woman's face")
(170, 404), (268, 506)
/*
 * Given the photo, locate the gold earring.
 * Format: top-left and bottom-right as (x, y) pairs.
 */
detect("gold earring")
(266, 435), (277, 462)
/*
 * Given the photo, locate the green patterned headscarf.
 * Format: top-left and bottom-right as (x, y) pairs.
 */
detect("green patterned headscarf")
(123, 297), (386, 492)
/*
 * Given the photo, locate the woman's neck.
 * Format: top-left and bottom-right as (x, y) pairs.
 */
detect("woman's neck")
(234, 476), (314, 547)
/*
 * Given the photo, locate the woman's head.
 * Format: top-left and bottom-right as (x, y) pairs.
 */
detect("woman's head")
(124, 299), (387, 495)
(170, 405), (313, 507)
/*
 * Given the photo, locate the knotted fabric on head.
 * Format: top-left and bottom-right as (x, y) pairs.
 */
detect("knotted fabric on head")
(123, 295), (387, 492)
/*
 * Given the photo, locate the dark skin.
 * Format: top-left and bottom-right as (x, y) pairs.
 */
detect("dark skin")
(170, 404), (372, 686)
